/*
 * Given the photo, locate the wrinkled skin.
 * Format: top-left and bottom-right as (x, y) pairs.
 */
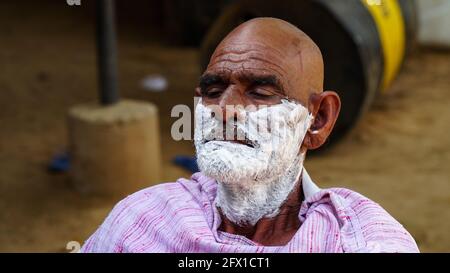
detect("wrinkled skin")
(195, 17), (341, 246)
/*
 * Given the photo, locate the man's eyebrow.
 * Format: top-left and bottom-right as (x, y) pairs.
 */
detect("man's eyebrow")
(199, 74), (228, 91)
(240, 74), (285, 94)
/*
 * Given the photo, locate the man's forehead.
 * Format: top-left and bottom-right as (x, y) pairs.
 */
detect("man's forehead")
(206, 42), (298, 91)
(208, 41), (296, 68)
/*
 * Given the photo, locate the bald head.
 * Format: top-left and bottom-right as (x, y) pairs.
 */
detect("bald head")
(202, 17), (324, 105)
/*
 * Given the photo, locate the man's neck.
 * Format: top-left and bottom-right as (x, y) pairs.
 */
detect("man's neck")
(218, 181), (304, 246)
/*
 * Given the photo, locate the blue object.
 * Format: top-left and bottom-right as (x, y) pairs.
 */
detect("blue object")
(173, 155), (199, 173)
(48, 152), (71, 173)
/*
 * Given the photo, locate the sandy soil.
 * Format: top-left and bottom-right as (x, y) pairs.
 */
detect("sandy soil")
(0, 2), (449, 252)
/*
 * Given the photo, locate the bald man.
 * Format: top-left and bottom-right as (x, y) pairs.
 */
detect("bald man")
(81, 18), (419, 253)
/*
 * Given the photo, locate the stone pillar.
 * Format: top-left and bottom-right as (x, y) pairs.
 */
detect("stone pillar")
(68, 99), (161, 197)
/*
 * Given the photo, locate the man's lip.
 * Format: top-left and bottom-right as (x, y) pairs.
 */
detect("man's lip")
(204, 139), (255, 148)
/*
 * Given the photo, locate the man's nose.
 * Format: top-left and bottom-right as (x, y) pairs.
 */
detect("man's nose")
(218, 86), (245, 122)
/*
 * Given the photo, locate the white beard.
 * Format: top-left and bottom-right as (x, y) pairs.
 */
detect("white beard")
(194, 99), (313, 226)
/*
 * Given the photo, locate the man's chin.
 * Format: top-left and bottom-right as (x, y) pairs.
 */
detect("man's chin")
(197, 160), (280, 188)
(195, 142), (276, 184)
(198, 164), (246, 184)
(197, 160), (256, 185)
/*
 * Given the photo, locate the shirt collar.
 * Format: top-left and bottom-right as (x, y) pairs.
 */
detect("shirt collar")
(302, 168), (321, 199)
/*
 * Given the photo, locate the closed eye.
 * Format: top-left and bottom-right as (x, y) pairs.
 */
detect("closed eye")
(248, 89), (277, 100)
(201, 86), (224, 99)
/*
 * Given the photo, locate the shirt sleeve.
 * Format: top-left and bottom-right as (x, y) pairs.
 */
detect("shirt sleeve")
(80, 194), (136, 253)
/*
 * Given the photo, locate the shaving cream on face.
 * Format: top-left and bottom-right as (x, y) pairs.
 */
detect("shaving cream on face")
(194, 98), (313, 226)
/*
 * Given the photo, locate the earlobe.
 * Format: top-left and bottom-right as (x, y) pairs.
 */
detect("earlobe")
(195, 87), (202, 97)
(303, 91), (341, 150)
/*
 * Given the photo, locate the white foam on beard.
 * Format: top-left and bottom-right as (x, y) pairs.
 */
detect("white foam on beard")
(194, 99), (313, 226)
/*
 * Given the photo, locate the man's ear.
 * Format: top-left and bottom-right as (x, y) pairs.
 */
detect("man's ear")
(302, 91), (341, 150)
(195, 87), (201, 97)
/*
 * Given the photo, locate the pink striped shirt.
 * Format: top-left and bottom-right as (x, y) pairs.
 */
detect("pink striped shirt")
(80, 170), (419, 253)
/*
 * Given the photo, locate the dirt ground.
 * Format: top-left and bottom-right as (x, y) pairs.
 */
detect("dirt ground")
(0, 2), (449, 252)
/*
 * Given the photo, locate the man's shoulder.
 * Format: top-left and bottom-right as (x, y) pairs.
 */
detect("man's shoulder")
(120, 180), (186, 205)
(324, 187), (399, 223)
(109, 173), (216, 219)
(318, 187), (420, 252)
(98, 182), (188, 230)
(80, 175), (214, 252)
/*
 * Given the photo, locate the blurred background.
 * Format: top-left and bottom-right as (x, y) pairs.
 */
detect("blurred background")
(0, 0), (449, 252)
